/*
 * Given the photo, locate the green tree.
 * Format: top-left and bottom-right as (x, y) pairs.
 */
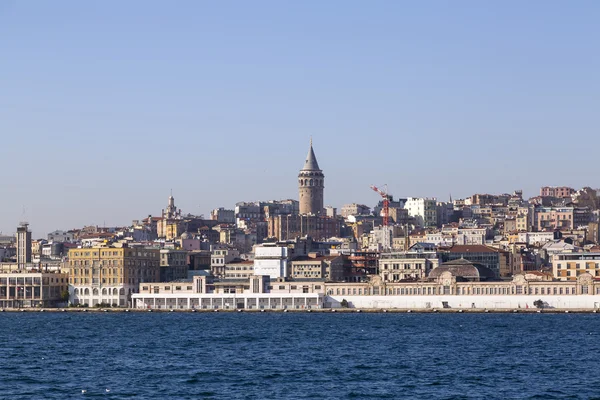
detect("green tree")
(60, 290), (70, 302)
(341, 299), (349, 308)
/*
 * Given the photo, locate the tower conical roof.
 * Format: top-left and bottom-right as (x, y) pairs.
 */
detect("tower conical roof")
(302, 140), (321, 171)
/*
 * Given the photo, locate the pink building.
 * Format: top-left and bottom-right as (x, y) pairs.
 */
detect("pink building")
(540, 186), (575, 198)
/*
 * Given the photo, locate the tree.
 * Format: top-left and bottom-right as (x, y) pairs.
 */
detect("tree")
(533, 299), (544, 309)
(60, 290), (70, 302)
(341, 299), (349, 308)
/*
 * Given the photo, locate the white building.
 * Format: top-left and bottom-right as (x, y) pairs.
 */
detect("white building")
(47, 230), (74, 243)
(517, 232), (558, 246)
(404, 198), (438, 227)
(253, 245), (289, 279)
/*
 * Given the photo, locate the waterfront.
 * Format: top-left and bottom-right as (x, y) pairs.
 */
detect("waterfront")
(1, 314), (600, 399)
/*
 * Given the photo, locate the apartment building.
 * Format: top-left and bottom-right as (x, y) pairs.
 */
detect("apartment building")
(68, 245), (160, 306)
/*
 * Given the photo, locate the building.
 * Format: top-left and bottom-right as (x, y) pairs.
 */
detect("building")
(210, 246), (240, 278)
(442, 245), (511, 278)
(67, 245), (160, 307)
(0, 272), (69, 308)
(47, 230), (74, 243)
(298, 139), (324, 215)
(16, 222), (32, 268)
(210, 208), (235, 224)
(157, 194), (184, 240)
(404, 198), (438, 227)
(379, 248), (441, 282)
(133, 275), (325, 310)
(267, 214), (341, 241)
(552, 252), (600, 281)
(534, 207), (574, 231)
(290, 254), (344, 281)
(223, 259), (255, 279)
(341, 204), (370, 218)
(540, 186), (575, 198)
(253, 245), (289, 279)
(159, 249), (188, 282)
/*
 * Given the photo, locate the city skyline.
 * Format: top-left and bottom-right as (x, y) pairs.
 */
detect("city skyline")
(2, 1), (599, 236)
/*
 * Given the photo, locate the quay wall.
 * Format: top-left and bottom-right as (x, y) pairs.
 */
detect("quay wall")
(326, 295), (600, 310)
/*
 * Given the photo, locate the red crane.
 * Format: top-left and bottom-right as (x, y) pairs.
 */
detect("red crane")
(370, 184), (390, 226)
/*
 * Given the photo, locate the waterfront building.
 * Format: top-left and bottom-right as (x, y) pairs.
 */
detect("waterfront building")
(67, 245), (160, 306)
(0, 271), (68, 308)
(325, 269), (600, 309)
(298, 139), (324, 215)
(133, 275), (325, 310)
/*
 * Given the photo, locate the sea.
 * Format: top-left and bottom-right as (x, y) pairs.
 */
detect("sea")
(0, 312), (599, 399)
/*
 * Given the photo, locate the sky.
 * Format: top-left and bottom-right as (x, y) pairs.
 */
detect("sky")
(1, 1), (599, 237)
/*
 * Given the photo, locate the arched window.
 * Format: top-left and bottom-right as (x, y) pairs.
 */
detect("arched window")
(119, 288), (125, 295)
(310, 179), (313, 186)
(93, 288), (99, 296)
(113, 288), (118, 295)
(74, 288), (79, 295)
(84, 288), (90, 295)
(102, 288), (107, 295)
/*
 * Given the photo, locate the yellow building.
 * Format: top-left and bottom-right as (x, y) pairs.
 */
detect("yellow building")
(553, 252), (600, 281)
(68, 245), (160, 307)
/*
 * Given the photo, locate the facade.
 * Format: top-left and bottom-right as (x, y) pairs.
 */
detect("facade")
(157, 194), (184, 240)
(552, 252), (600, 281)
(290, 255), (343, 281)
(133, 275), (325, 310)
(341, 204), (370, 218)
(223, 260), (254, 279)
(210, 208), (235, 224)
(325, 273), (600, 309)
(210, 246), (240, 278)
(534, 207), (574, 231)
(379, 250), (441, 281)
(298, 140), (324, 215)
(68, 246), (160, 306)
(0, 272), (68, 308)
(159, 249), (188, 282)
(267, 214), (341, 241)
(540, 186), (575, 198)
(443, 245), (510, 278)
(47, 230), (74, 243)
(404, 198), (438, 227)
(254, 245), (289, 279)
(16, 223), (32, 268)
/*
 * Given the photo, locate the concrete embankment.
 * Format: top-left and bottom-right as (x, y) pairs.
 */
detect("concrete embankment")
(1, 307), (599, 314)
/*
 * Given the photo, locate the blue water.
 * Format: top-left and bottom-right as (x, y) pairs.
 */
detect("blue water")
(1, 313), (599, 399)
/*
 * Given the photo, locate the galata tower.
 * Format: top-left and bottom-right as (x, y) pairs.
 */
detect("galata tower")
(298, 139), (324, 215)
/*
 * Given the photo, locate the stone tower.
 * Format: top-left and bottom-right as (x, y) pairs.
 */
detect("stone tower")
(298, 139), (324, 215)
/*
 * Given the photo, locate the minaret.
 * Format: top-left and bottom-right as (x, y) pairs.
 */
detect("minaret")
(298, 138), (324, 215)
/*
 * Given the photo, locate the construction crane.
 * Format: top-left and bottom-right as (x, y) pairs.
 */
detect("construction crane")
(370, 184), (390, 226)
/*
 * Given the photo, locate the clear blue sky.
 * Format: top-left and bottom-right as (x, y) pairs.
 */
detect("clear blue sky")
(1, 1), (599, 237)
